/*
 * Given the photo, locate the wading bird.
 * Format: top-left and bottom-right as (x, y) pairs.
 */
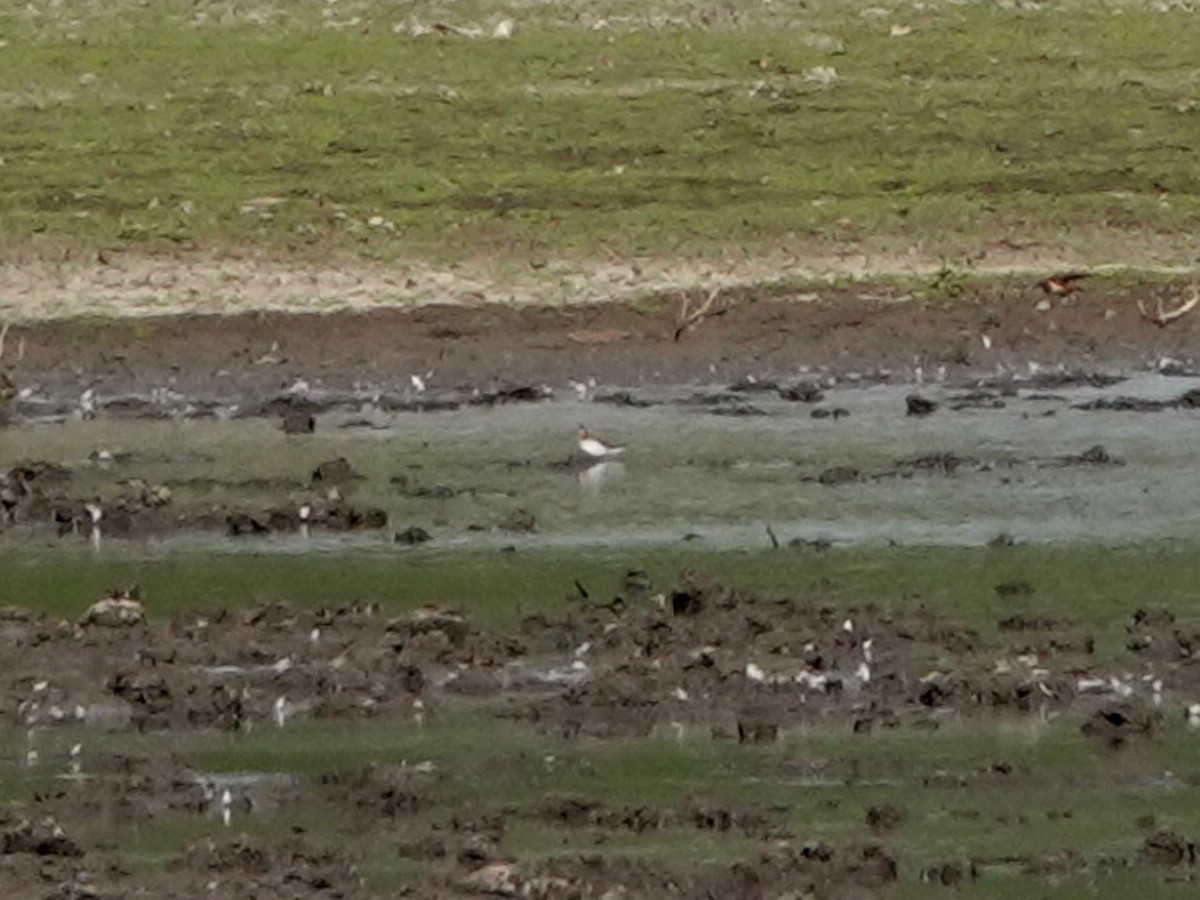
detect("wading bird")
(577, 426), (625, 460)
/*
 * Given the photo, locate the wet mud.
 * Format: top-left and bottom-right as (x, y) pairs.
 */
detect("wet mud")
(3, 570), (1200, 895)
(2, 279), (1200, 406)
(1, 457), (388, 540)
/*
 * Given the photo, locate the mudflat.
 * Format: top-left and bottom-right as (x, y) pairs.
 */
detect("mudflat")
(4, 274), (1199, 403)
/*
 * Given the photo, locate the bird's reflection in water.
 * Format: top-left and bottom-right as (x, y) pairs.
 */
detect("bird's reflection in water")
(577, 460), (625, 491)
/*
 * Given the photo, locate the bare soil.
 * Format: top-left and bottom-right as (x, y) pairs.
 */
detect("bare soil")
(2, 276), (1199, 406)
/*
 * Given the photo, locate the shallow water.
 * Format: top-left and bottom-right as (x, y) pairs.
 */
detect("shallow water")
(3, 373), (1198, 553)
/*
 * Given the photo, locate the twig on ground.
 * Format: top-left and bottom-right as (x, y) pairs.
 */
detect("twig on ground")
(674, 287), (727, 342)
(1137, 288), (1200, 327)
(765, 524), (780, 549)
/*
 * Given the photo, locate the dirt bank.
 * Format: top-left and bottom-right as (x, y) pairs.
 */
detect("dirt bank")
(2, 275), (1198, 404)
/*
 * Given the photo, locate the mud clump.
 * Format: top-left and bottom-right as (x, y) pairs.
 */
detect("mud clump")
(80, 589), (146, 627)
(736, 713), (780, 745)
(920, 861), (977, 885)
(905, 394), (938, 416)
(1081, 704), (1161, 750)
(865, 803), (906, 834)
(815, 465), (862, 486)
(507, 838), (898, 898)
(1141, 829), (1200, 868)
(321, 765), (435, 824)
(281, 408), (315, 434)
(0, 600), (523, 732)
(1, 816), (83, 858)
(394, 525), (433, 545)
(498, 508), (537, 534)
(4, 569), (1199, 894)
(0, 461), (73, 526)
(0, 371), (15, 426)
(223, 498), (387, 536)
(310, 456), (361, 485)
(468, 384), (551, 406)
(1, 458), (387, 540)
(171, 838), (363, 896)
(1124, 608), (1200, 663)
(0, 816), (131, 899)
(778, 381), (825, 403)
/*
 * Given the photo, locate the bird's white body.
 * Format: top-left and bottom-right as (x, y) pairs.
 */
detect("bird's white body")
(578, 427), (624, 459)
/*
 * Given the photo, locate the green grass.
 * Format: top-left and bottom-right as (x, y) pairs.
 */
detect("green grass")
(1, 0), (1198, 264)
(3, 543), (1196, 655)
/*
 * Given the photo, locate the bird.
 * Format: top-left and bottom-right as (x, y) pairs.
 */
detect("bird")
(78, 388), (97, 420)
(1037, 272), (1090, 296)
(83, 499), (103, 550)
(577, 426), (624, 459)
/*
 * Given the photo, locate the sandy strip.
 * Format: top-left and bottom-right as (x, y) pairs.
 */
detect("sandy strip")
(1, 234), (1196, 323)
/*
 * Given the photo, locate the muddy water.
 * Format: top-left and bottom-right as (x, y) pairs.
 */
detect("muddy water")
(3, 373), (1198, 552)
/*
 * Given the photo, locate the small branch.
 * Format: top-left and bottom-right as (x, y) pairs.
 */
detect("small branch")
(765, 524), (780, 549)
(673, 288), (727, 342)
(1138, 288), (1200, 327)
(0, 322), (8, 360)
